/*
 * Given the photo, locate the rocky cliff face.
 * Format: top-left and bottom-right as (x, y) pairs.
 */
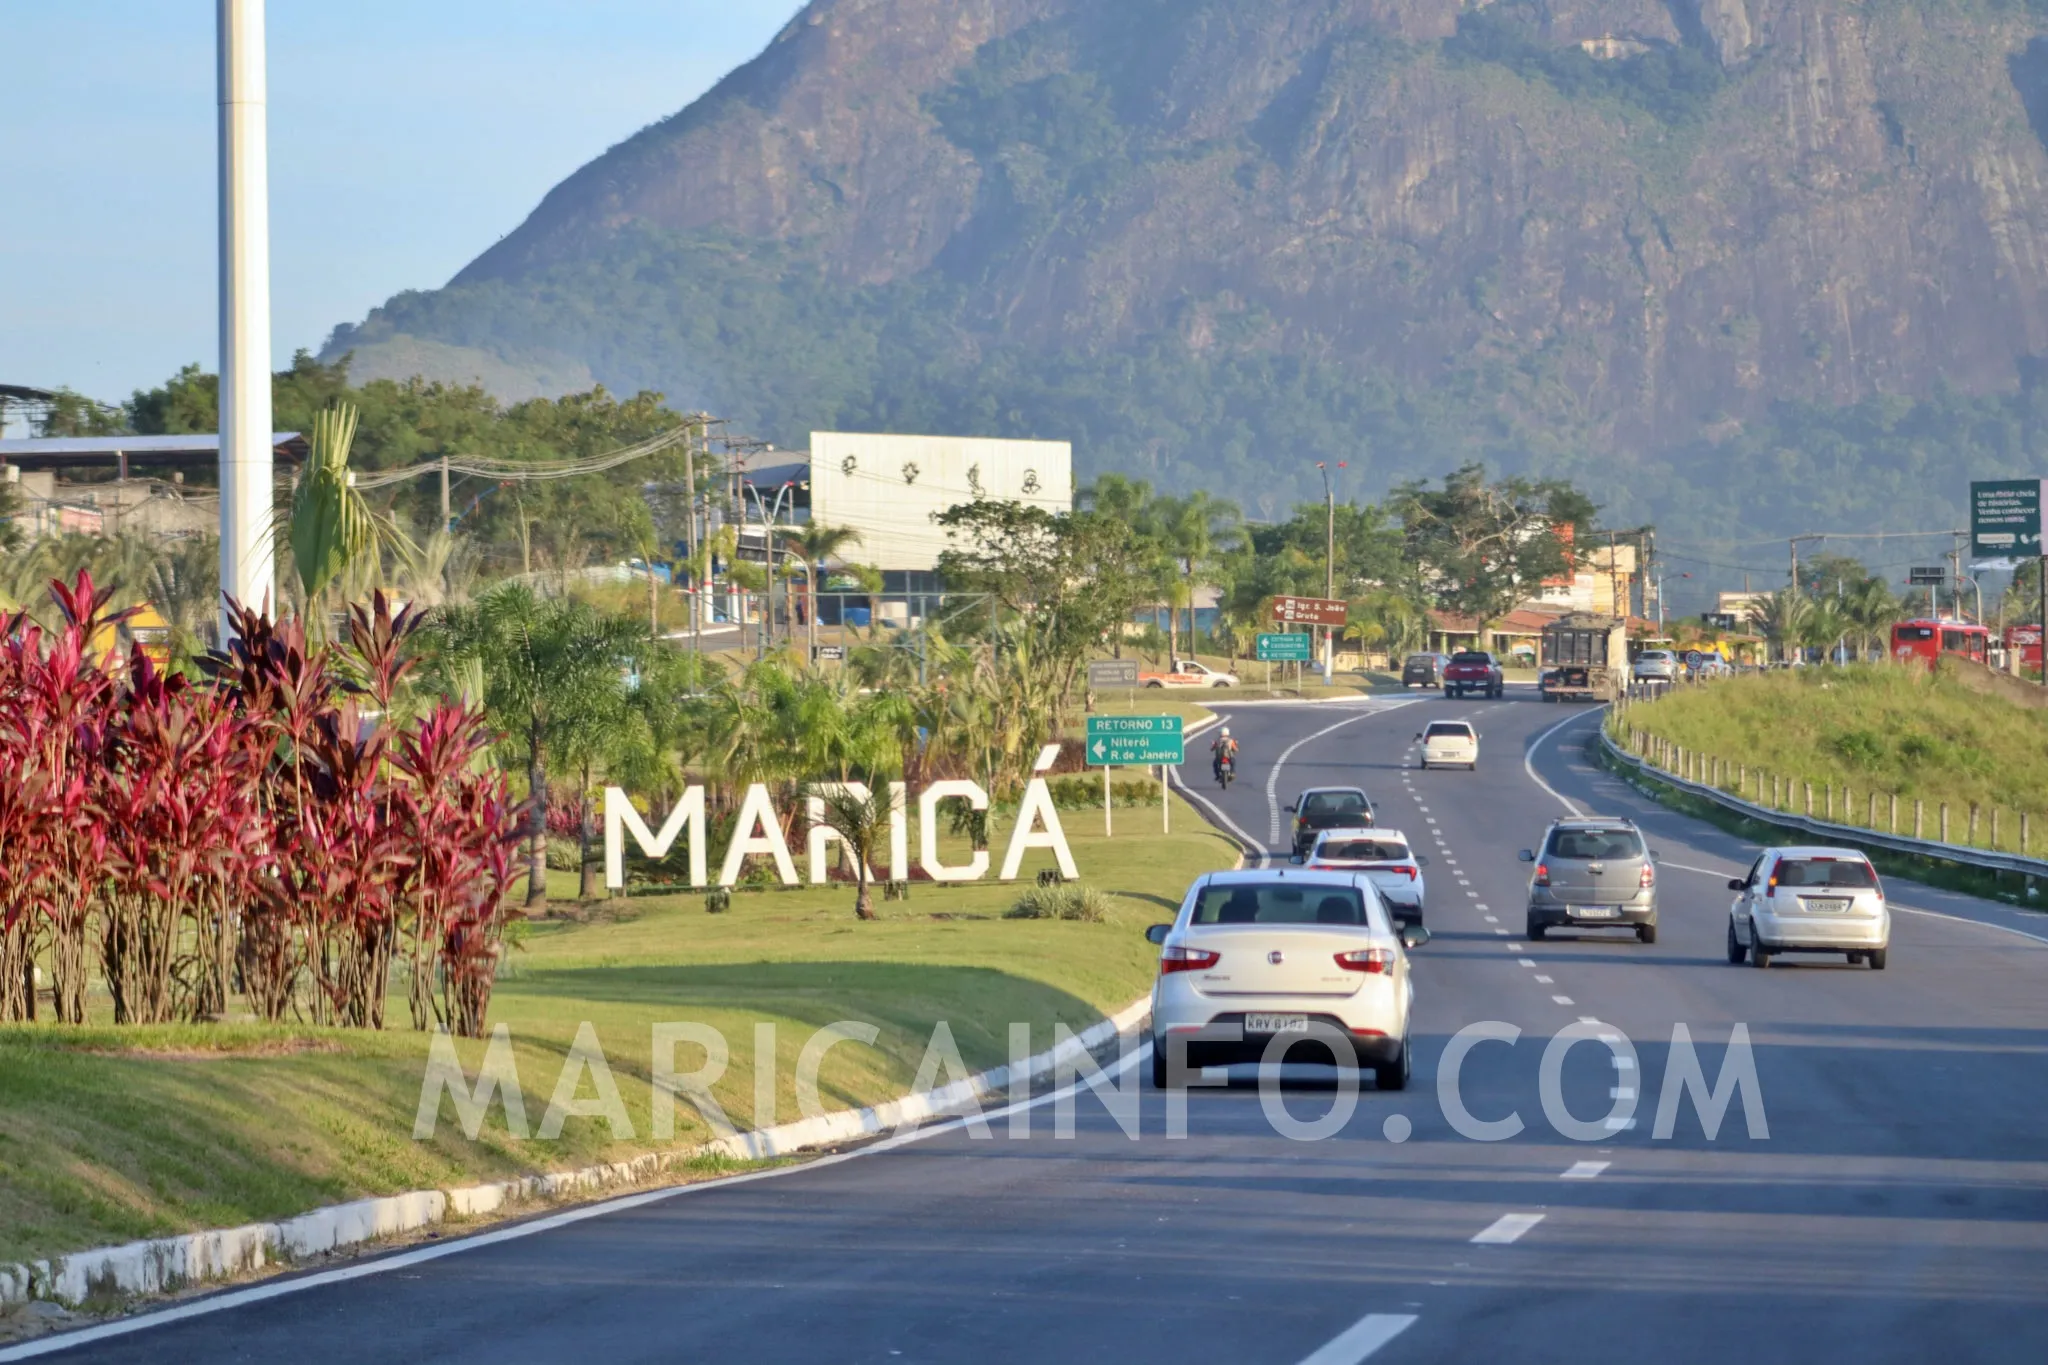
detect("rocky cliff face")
(330, 0), (2048, 519)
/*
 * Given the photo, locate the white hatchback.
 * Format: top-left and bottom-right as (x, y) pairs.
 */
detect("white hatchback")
(1300, 828), (1428, 928)
(1418, 719), (1478, 770)
(1147, 870), (1423, 1090)
(1727, 846), (1890, 969)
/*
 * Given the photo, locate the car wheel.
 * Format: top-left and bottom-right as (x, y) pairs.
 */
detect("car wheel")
(1213, 680), (1230, 688)
(1868, 948), (1888, 971)
(1726, 921), (1746, 964)
(1751, 939), (1772, 969)
(1150, 1041), (1170, 1089)
(1527, 921), (1545, 941)
(1418, 759), (1428, 770)
(1374, 1042), (1410, 1092)
(1637, 921), (1657, 945)
(1144, 680), (1163, 689)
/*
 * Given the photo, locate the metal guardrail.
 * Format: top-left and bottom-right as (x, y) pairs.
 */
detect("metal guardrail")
(1596, 723), (2048, 880)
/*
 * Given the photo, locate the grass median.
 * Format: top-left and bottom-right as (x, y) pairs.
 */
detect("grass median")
(0, 798), (1236, 1267)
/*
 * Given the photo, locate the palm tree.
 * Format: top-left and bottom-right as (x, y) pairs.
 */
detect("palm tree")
(1754, 589), (1812, 663)
(436, 583), (647, 910)
(1155, 491), (1242, 655)
(1841, 578), (1899, 661)
(780, 522), (865, 659)
(147, 535), (220, 661)
(814, 782), (893, 920)
(285, 402), (404, 633)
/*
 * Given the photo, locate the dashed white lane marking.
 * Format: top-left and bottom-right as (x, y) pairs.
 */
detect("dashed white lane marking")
(1534, 974), (1553, 983)
(1507, 942), (1525, 951)
(1561, 1161), (1610, 1180)
(1551, 995), (1575, 1005)
(1494, 928), (1509, 936)
(1292, 1313), (1419, 1365)
(1484, 914), (1499, 923)
(1611, 1087), (1637, 1100)
(1472, 1213), (1546, 1245)
(1605, 1117), (1637, 1131)
(1577, 1016), (1599, 1024)
(1613, 1056), (1635, 1070)
(1517, 958), (1535, 966)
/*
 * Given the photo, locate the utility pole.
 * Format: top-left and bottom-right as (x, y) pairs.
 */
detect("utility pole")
(438, 454), (450, 533)
(1316, 460), (1346, 680)
(217, 0), (274, 634)
(682, 428), (697, 647)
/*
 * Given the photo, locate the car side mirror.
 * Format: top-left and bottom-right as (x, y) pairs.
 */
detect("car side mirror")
(1145, 923), (1172, 945)
(1650, 849), (1662, 860)
(1288, 854), (1305, 866)
(1727, 878), (1747, 892)
(1415, 854), (1429, 866)
(1400, 925), (1430, 950)
(1517, 849), (1536, 862)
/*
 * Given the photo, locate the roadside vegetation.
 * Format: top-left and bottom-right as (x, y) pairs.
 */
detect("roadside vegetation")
(1613, 663), (2048, 854)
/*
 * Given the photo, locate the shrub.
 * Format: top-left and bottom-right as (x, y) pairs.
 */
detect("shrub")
(1004, 884), (1111, 922)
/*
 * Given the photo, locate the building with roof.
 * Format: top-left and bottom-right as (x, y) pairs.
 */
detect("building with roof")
(1, 432), (307, 544)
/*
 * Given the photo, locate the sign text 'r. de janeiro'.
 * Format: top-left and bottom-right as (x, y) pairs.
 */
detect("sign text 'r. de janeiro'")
(604, 744), (1077, 888)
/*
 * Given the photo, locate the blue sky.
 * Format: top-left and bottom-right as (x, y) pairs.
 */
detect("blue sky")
(0, 1), (804, 412)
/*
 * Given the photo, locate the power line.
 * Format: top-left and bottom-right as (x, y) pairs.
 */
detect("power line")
(350, 419), (712, 491)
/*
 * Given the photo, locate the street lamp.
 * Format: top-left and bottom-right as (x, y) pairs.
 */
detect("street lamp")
(218, 0), (274, 635)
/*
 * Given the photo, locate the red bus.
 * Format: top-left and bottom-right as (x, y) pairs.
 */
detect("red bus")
(1891, 619), (1989, 670)
(2004, 624), (2043, 670)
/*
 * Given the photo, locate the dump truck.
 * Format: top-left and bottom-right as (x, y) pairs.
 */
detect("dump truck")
(1540, 613), (1628, 702)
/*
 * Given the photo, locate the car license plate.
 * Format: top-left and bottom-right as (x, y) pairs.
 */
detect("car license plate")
(1801, 897), (1848, 912)
(1573, 906), (1619, 919)
(1245, 1014), (1309, 1034)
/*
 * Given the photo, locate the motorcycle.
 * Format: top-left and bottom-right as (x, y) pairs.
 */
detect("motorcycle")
(1214, 751), (1235, 789)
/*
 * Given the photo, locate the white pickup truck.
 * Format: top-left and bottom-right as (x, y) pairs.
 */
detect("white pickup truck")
(1139, 658), (1240, 688)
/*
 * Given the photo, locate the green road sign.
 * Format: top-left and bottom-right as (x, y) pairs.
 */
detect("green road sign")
(1086, 714), (1184, 766)
(1971, 478), (2046, 563)
(1256, 632), (1313, 662)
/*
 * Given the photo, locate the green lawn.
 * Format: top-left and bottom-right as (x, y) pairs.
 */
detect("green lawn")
(0, 800), (1236, 1266)
(1615, 664), (2048, 852)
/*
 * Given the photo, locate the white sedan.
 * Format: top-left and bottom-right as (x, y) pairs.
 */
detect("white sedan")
(1146, 869), (1424, 1090)
(1418, 719), (1477, 770)
(1727, 846), (1890, 969)
(1299, 827), (1427, 928)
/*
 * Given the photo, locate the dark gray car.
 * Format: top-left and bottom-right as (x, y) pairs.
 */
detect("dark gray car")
(1519, 818), (1658, 943)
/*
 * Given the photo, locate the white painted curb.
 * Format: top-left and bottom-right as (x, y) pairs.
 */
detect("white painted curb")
(1, 998), (1149, 1308)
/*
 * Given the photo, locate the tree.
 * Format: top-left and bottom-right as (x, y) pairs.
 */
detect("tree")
(0, 473), (22, 557)
(435, 584), (646, 910)
(1753, 589), (1811, 663)
(813, 782), (892, 920)
(1391, 464), (1598, 645)
(780, 522), (865, 657)
(285, 402), (405, 629)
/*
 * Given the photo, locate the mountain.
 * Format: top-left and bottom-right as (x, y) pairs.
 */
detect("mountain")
(323, 0), (2048, 533)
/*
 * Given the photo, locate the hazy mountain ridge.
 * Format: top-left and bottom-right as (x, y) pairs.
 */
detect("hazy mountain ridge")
(326, 0), (2048, 528)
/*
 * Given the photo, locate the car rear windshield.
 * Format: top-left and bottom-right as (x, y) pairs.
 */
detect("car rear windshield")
(1192, 884), (1369, 925)
(1547, 828), (1645, 860)
(1449, 652), (1491, 664)
(1639, 651), (1671, 661)
(1774, 858), (1877, 889)
(1300, 791), (1370, 819)
(1405, 654), (1437, 666)
(1424, 722), (1473, 739)
(1318, 838), (1411, 863)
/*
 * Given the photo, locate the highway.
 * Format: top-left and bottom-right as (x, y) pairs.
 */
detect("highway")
(28, 690), (2048, 1364)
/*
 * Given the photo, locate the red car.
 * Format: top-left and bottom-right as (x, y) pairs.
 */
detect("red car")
(1443, 650), (1504, 699)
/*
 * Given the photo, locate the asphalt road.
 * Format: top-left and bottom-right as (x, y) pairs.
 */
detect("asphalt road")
(27, 689), (2048, 1364)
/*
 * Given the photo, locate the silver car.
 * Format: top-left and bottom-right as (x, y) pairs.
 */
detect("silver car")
(1727, 846), (1890, 969)
(1520, 818), (1659, 943)
(1633, 649), (1679, 682)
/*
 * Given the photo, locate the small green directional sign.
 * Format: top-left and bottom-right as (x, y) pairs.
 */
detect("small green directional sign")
(1256, 632), (1313, 662)
(1085, 715), (1184, 766)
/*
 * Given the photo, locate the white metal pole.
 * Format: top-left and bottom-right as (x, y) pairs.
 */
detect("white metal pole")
(218, 0), (275, 632)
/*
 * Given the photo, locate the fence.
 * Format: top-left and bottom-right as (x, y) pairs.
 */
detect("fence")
(1601, 707), (2048, 879)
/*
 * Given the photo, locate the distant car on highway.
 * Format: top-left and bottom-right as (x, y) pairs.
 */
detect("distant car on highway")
(1633, 649), (1680, 682)
(1443, 650), (1504, 699)
(1145, 868), (1423, 1090)
(1519, 817), (1659, 943)
(1288, 785), (1376, 856)
(1140, 657), (1239, 688)
(1298, 828), (1427, 927)
(1417, 719), (1478, 770)
(1401, 652), (1450, 688)
(1726, 846), (1889, 969)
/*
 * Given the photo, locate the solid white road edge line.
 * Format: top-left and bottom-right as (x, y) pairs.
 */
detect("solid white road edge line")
(0, 1032), (1154, 1362)
(1523, 707), (1598, 816)
(1262, 703), (1413, 845)
(1293, 1312), (1420, 1365)
(1471, 1212), (1546, 1245)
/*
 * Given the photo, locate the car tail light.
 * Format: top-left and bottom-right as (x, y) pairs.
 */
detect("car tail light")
(1397, 864), (1418, 881)
(1533, 862), (1550, 887)
(1335, 948), (1395, 974)
(1159, 946), (1220, 975)
(1639, 862), (1655, 889)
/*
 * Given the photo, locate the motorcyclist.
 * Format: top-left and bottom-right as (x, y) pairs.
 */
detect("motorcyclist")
(1211, 727), (1239, 782)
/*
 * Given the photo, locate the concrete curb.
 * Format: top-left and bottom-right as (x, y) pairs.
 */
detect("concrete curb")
(1, 998), (1150, 1308)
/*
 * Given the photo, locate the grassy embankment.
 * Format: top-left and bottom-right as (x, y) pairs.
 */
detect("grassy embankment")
(0, 802), (1235, 1266)
(1611, 663), (2048, 858)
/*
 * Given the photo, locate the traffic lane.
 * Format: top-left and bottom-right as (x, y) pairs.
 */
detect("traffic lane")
(1381, 704), (2048, 1362)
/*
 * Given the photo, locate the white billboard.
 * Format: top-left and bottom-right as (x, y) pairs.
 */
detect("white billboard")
(808, 432), (1073, 571)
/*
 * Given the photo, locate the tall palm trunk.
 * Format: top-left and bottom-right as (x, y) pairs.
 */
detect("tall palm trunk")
(579, 756), (600, 901)
(526, 720), (548, 910)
